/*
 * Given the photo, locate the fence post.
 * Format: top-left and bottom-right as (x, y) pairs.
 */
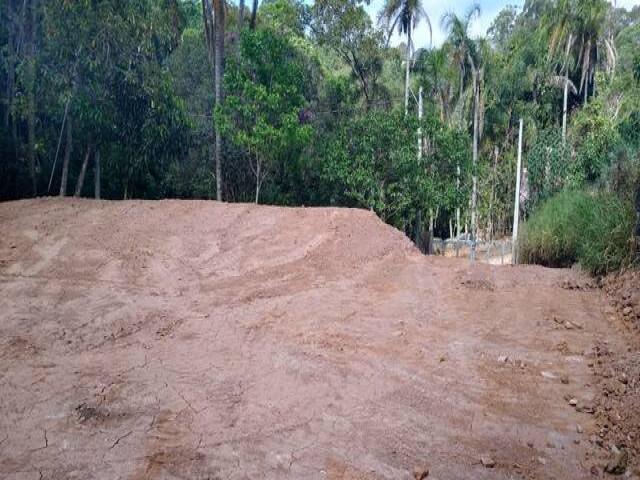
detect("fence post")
(512, 118), (524, 265)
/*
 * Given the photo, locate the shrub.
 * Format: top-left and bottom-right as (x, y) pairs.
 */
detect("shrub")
(519, 190), (635, 275)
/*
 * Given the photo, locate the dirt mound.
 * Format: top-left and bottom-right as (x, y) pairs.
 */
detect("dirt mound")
(0, 198), (416, 282)
(0, 199), (636, 479)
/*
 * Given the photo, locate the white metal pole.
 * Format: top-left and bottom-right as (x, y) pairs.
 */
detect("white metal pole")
(562, 78), (568, 145)
(512, 118), (524, 264)
(417, 86), (423, 160)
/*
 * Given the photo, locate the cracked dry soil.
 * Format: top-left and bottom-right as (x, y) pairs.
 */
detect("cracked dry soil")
(0, 198), (635, 479)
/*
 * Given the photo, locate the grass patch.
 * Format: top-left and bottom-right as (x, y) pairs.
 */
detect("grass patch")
(519, 190), (635, 275)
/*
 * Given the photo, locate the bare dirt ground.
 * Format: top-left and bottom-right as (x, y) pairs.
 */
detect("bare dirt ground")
(0, 198), (637, 479)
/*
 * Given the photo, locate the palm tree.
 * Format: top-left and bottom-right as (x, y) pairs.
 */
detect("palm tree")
(379, 0), (432, 115)
(417, 47), (453, 122)
(542, 0), (577, 141)
(545, 0), (613, 106)
(441, 4), (480, 104)
(441, 5), (480, 239)
(574, 0), (611, 105)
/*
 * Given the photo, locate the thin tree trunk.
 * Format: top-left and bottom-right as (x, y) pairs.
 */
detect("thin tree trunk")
(201, 0), (217, 200)
(456, 164), (461, 238)
(74, 144), (92, 197)
(583, 69), (588, 106)
(94, 149), (100, 199)
(489, 147), (498, 241)
(60, 114), (72, 196)
(26, 0), (39, 196)
(4, 0), (16, 130)
(250, 0), (258, 29)
(255, 158), (261, 204)
(27, 88), (37, 196)
(404, 15), (412, 116)
(239, 0), (245, 30)
(213, 0), (225, 201)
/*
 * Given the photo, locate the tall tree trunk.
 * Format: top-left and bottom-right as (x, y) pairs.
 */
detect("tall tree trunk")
(213, 0), (225, 201)
(255, 158), (261, 204)
(250, 0), (258, 29)
(239, 0), (245, 30)
(404, 15), (412, 116)
(60, 114), (72, 196)
(456, 165), (461, 238)
(583, 68), (589, 106)
(94, 149), (101, 199)
(26, 0), (39, 196)
(489, 147), (498, 241)
(4, 0), (16, 130)
(74, 144), (92, 197)
(27, 87), (37, 196)
(634, 183), (640, 261)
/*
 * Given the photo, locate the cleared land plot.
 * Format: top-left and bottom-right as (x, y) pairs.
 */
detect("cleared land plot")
(0, 199), (628, 479)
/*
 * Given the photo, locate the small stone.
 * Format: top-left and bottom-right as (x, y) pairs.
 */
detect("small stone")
(546, 441), (556, 449)
(527, 441), (534, 448)
(623, 307), (633, 316)
(413, 467), (429, 479)
(569, 398), (578, 406)
(604, 448), (628, 475)
(590, 465), (600, 476)
(541, 371), (557, 379)
(498, 355), (509, 363)
(561, 375), (570, 384)
(481, 456), (496, 468)
(577, 424), (584, 434)
(537, 457), (547, 465)
(574, 439), (581, 444)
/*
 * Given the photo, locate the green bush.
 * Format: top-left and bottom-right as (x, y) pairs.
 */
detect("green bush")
(519, 190), (635, 275)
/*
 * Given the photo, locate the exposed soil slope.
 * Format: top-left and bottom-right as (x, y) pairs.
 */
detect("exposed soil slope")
(0, 199), (633, 479)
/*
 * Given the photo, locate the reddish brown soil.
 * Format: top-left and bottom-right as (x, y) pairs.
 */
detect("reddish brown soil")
(0, 198), (635, 479)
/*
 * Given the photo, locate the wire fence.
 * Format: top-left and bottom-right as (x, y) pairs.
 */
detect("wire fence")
(428, 237), (514, 265)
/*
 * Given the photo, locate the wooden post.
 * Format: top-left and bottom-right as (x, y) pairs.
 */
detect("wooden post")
(512, 118), (524, 264)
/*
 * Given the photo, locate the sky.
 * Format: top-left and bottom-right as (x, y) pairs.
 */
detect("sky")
(363, 0), (640, 49)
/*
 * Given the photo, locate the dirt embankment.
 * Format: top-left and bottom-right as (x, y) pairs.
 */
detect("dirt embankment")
(0, 198), (638, 480)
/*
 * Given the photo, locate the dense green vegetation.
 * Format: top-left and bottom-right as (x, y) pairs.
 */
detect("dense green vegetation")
(518, 190), (635, 274)
(1, 0), (639, 262)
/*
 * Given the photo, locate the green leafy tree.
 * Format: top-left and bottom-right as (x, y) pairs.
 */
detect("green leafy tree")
(219, 28), (312, 203)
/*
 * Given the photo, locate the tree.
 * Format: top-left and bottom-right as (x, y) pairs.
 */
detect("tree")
(441, 5), (480, 237)
(219, 29), (312, 203)
(416, 47), (454, 122)
(203, 0), (225, 200)
(311, 0), (385, 107)
(441, 4), (480, 104)
(379, 0), (432, 115)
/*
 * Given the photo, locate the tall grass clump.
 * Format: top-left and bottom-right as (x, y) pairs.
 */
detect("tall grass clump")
(519, 190), (635, 275)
